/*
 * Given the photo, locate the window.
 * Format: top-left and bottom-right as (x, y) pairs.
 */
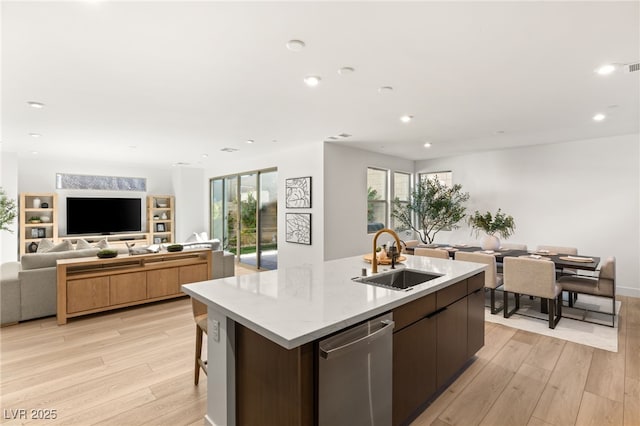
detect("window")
(367, 168), (388, 233)
(392, 172), (411, 232)
(419, 171), (452, 188)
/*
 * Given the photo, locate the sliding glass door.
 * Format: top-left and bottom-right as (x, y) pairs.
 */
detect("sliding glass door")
(210, 168), (277, 270)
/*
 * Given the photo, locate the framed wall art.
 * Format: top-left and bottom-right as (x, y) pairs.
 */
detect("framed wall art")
(285, 176), (312, 208)
(285, 213), (311, 245)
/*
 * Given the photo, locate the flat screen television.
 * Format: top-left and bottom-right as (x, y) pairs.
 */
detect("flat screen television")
(66, 197), (142, 235)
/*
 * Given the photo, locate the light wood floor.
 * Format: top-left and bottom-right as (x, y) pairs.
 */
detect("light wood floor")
(1, 268), (638, 425)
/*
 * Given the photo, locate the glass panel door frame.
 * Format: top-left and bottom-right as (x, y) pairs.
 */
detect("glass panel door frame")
(210, 167), (277, 270)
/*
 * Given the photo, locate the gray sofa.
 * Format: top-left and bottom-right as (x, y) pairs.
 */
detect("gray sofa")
(1, 248), (99, 325)
(0, 247), (235, 326)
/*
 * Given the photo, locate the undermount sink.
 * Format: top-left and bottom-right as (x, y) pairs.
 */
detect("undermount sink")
(353, 268), (442, 291)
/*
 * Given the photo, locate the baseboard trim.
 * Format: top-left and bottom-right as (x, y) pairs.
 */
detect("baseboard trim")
(617, 286), (640, 298)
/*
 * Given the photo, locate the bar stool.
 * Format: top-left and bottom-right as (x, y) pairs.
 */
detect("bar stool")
(192, 298), (208, 385)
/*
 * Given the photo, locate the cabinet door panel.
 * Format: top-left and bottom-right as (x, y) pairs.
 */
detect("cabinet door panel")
(467, 288), (485, 358)
(147, 268), (180, 298)
(110, 272), (147, 305)
(67, 277), (110, 313)
(179, 264), (208, 284)
(393, 316), (436, 426)
(436, 297), (468, 389)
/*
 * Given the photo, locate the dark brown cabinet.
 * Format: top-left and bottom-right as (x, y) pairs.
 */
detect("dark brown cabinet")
(393, 315), (436, 426)
(436, 296), (468, 388)
(392, 272), (485, 426)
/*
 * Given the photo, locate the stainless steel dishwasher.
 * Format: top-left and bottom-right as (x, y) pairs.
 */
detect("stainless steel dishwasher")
(318, 312), (394, 426)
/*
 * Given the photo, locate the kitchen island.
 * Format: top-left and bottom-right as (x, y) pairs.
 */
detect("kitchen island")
(182, 254), (486, 426)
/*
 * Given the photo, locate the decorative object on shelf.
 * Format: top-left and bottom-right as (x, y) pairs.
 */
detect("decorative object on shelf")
(40, 216), (51, 222)
(32, 197), (41, 209)
(154, 237), (162, 244)
(161, 212), (168, 220)
(157, 202), (167, 208)
(31, 228), (39, 238)
(28, 216), (41, 224)
(56, 173), (147, 191)
(37, 228), (46, 238)
(125, 242), (149, 255)
(285, 176), (312, 208)
(167, 244), (184, 252)
(392, 177), (469, 244)
(468, 209), (516, 251)
(156, 223), (165, 232)
(0, 188), (17, 233)
(97, 249), (118, 259)
(285, 213), (311, 245)
(41, 202), (49, 208)
(153, 215), (160, 220)
(28, 242), (38, 253)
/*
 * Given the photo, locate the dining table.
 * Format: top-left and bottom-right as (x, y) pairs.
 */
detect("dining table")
(405, 243), (601, 271)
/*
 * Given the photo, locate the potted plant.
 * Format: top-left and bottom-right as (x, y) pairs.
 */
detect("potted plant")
(0, 188), (17, 232)
(468, 209), (516, 250)
(392, 178), (470, 245)
(29, 216), (42, 224)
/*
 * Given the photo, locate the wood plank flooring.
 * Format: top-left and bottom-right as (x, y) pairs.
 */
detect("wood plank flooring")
(1, 265), (638, 426)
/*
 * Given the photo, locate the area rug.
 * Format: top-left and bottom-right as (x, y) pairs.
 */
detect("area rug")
(484, 293), (620, 353)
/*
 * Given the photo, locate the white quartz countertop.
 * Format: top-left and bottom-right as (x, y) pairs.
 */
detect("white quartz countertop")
(182, 254), (485, 349)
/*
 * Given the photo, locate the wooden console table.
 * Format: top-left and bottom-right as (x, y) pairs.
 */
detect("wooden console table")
(56, 249), (212, 324)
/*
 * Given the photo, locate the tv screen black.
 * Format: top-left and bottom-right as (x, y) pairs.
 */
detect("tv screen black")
(66, 197), (142, 235)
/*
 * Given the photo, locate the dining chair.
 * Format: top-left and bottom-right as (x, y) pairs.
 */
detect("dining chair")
(500, 243), (528, 251)
(402, 239), (419, 253)
(414, 247), (449, 259)
(192, 298), (208, 385)
(557, 257), (616, 327)
(503, 257), (562, 329)
(455, 251), (504, 314)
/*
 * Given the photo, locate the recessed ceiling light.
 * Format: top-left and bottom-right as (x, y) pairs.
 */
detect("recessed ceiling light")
(337, 67), (355, 75)
(593, 113), (606, 121)
(595, 64), (616, 75)
(128, 145), (137, 149)
(31, 151), (39, 155)
(303, 75), (321, 87)
(201, 153), (209, 158)
(423, 142), (432, 148)
(378, 86), (393, 93)
(246, 139), (254, 144)
(286, 39), (305, 52)
(29, 133), (41, 138)
(27, 101), (45, 109)
(400, 115), (413, 123)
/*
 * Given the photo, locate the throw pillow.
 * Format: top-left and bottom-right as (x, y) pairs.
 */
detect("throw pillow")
(184, 233), (199, 243)
(47, 240), (73, 253)
(199, 232), (209, 242)
(75, 238), (92, 250)
(36, 238), (54, 253)
(95, 239), (109, 249)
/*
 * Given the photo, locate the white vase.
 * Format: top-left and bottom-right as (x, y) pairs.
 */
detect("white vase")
(33, 198), (41, 209)
(481, 234), (500, 251)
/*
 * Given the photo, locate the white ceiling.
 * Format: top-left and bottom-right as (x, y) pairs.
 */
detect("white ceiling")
(2, 1), (639, 167)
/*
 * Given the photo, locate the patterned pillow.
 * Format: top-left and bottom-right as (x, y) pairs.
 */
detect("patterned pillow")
(36, 239), (54, 253)
(47, 240), (73, 253)
(95, 239), (109, 249)
(75, 238), (92, 250)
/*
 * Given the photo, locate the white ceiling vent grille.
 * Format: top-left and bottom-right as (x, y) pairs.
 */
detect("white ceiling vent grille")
(628, 63), (640, 73)
(220, 147), (239, 152)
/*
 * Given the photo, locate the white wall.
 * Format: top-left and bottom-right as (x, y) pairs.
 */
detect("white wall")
(416, 133), (640, 297)
(205, 142), (324, 268)
(323, 144), (415, 260)
(1, 152), (19, 262)
(15, 156), (175, 235)
(172, 166), (207, 242)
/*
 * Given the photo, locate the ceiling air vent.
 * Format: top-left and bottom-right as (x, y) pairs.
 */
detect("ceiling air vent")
(220, 147), (239, 152)
(628, 63), (640, 73)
